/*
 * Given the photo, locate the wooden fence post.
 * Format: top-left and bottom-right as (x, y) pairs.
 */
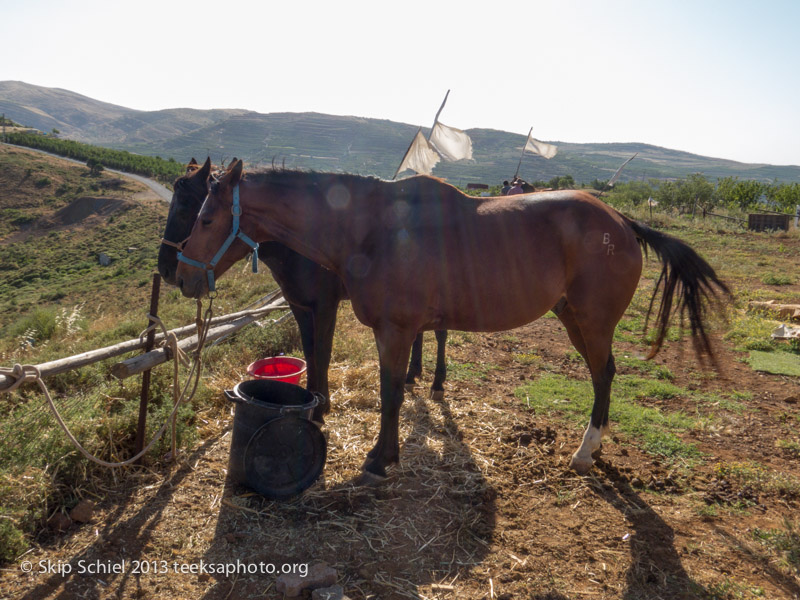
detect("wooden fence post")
(135, 273), (161, 462)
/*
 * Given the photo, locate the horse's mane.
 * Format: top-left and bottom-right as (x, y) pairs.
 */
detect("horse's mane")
(243, 168), (382, 188)
(242, 168), (461, 198)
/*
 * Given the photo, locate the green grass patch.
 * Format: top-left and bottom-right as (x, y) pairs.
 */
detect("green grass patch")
(446, 359), (497, 382)
(694, 392), (748, 414)
(752, 518), (800, 575)
(747, 350), (800, 377)
(515, 373), (701, 462)
(702, 578), (767, 599)
(616, 354), (675, 380)
(714, 461), (800, 497)
(513, 351), (544, 366)
(777, 439), (800, 458)
(761, 273), (795, 286)
(724, 313), (782, 352)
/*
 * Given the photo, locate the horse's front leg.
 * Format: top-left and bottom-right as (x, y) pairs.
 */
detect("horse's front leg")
(362, 325), (416, 480)
(309, 297), (339, 422)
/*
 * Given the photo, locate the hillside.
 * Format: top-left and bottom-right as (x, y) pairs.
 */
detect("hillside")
(3, 80), (800, 184)
(0, 144), (168, 328)
(0, 81), (249, 147)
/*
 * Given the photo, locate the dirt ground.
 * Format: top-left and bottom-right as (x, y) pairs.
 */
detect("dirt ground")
(2, 308), (799, 600)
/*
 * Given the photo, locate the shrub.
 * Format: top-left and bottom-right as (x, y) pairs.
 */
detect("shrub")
(0, 519), (26, 563)
(6, 307), (58, 344)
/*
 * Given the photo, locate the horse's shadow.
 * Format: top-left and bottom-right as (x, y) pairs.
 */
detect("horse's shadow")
(593, 461), (800, 599)
(585, 460), (698, 598)
(197, 387), (497, 599)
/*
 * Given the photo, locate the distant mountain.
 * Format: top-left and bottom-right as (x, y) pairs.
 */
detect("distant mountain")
(0, 81), (249, 146)
(3, 81), (799, 184)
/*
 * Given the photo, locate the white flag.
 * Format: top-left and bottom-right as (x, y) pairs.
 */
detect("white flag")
(396, 130), (441, 176)
(608, 153), (638, 186)
(524, 133), (557, 159)
(430, 121), (473, 162)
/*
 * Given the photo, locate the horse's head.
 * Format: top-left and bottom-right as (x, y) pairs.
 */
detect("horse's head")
(176, 158), (254, 298)
(158, 158), (213, 285)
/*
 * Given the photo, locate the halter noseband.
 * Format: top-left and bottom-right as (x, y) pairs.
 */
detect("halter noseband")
(176, 185), (259, 293)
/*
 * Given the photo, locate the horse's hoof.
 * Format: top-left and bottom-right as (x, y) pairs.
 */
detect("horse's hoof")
(591, 444), (603, 460)
(404, 383), (415, 394)
(569, 453), (594, 475)
(429, 389), (445, 402)
(354, 470), (388, 487)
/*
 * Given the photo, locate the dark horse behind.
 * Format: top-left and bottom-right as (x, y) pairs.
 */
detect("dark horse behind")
(175, 160), (731, 481)
(158, 159), (448, 423)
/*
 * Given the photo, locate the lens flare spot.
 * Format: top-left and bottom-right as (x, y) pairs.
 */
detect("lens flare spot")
(347, 254), (371, 278)
(326, 184), (350, 209)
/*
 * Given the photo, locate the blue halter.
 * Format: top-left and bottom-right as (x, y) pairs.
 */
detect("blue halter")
(177, 185), (259, 293)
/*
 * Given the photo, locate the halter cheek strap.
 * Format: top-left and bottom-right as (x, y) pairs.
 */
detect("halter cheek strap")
(176, 185), (259, 293)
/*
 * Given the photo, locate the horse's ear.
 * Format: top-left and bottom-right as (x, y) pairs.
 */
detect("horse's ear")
(189, 157), (198, 166)
(196, 157), (212, 180)
(221, 158), (244, 187)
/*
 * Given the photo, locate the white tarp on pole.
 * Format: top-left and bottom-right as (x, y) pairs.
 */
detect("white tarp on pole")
(430, 121), (473, 162)
(524, 133), (558, 159)
(396, 130), (441, 176)
(608, 153), (638, 186)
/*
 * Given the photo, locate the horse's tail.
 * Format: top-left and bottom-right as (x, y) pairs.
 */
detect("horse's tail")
(624, 217), (732, 363)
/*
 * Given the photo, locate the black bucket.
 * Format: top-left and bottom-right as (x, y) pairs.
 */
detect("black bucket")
(225, 380), (326, 499)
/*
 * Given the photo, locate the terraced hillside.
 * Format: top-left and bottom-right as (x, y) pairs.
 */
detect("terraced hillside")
(4, 81), (800, 185)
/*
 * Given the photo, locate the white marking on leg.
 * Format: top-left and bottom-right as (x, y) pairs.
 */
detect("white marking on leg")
(569, 421), (610, 474)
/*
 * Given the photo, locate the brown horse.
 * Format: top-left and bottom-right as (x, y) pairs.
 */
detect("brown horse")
(176, 159), (730, 480)
(159, 159), (448, 417)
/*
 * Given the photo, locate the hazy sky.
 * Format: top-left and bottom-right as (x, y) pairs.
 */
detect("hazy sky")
(4, 0), (799, 166)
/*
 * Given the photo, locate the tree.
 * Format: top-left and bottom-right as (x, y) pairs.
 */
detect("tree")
(547, 174), (575, 190)
(767, 182), (800, 212)
(86, 158), (104, 176)
(714, 177), (764, 210)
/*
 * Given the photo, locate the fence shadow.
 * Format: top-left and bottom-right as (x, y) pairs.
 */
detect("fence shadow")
(15, 431), (225, 600)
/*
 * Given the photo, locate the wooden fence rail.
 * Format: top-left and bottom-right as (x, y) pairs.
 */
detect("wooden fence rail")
(0, 292), (288, 392)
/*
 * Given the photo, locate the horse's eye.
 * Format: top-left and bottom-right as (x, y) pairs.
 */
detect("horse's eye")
(201, 219), (212, 227)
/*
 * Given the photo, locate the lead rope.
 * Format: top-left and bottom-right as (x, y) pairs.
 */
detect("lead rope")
(0, 297), (214, 468)
(170, 298), (213, 459)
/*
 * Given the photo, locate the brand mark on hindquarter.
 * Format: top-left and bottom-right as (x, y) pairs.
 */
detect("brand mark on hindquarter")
(603, 232), (615, 256)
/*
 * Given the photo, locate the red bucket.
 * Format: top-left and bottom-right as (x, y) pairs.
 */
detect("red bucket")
(246, 356), (307, 385)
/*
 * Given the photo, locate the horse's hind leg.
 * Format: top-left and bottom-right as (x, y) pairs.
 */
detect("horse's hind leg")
(405, 333), (424, 392)
(430, 329), (448, 401)
(557, 304), (616, 475)
(570, 352), (616, 474)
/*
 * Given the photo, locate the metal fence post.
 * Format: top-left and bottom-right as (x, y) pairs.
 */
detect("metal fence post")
(135, 273), (161, 462)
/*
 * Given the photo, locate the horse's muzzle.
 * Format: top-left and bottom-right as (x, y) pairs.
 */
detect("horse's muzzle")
(177, 274), (206, 299)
